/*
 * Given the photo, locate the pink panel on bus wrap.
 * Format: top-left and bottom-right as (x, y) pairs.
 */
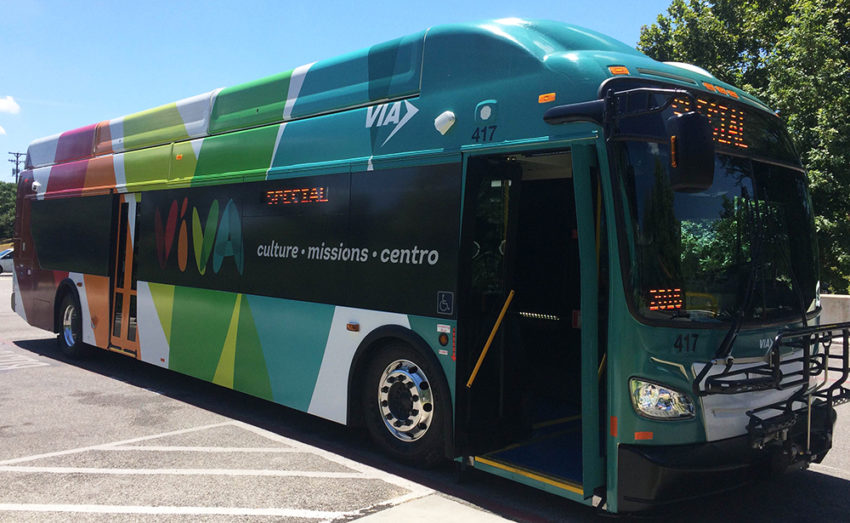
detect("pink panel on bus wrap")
(46, 160), (88, 197)
(54, 124), (97, 165)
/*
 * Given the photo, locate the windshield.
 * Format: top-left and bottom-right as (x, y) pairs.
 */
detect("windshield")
(615, 142), (819, 324)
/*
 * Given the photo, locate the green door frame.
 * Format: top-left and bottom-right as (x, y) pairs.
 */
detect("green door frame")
(572, 143), (606, 498)
(455, 137), (607, 504)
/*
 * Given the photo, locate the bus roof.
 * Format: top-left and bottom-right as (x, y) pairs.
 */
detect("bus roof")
(25, 18), (772, 175)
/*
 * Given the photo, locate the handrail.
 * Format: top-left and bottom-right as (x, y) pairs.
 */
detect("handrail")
(466, 290), (515, 389)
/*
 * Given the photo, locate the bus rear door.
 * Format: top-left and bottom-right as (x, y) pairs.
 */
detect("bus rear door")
(109, 194), (140, 356)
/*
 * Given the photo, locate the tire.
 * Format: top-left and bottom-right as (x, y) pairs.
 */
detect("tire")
(361, 342), (449, 467)
(57, 292), (90, 359)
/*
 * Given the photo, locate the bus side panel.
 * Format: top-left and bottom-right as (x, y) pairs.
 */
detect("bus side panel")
(16, 190), (114, 333)
(135, 281), (442, 424)
(131, 161), (461, 422)
(79, 274), (112, 348)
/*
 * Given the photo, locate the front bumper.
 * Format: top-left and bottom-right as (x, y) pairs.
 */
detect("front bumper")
(617, 402), (836, 512)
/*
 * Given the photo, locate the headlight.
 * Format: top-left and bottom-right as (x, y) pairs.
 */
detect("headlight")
(630, 378), (695, 420)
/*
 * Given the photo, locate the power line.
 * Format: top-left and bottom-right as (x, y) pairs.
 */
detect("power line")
(8, 152), (25, 184)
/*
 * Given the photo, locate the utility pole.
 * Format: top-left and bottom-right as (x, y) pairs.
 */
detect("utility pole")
(8, 152), (25, 184)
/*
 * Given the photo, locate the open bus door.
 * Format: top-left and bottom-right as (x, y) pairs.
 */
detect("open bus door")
(457, 144), (605, 502)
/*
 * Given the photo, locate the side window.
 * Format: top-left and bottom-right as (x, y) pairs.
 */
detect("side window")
(30, 195), (113, 275)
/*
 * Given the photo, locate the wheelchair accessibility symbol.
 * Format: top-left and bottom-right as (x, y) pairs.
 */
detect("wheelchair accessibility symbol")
(437, 291), (454, 315)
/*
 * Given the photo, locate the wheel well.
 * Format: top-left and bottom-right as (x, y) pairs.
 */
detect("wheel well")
(53, 280), (78, 334)
(347, 325), (454, 458)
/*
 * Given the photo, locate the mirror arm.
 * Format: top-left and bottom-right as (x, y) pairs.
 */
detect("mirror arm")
(543, 99), (605, 125)
(544, 87), (696, 128)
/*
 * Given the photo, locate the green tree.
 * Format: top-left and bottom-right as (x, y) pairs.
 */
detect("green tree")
(639, 0), (850, 292)
(0, 181), (15, 241)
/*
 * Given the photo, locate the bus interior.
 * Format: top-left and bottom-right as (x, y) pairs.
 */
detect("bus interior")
(460, 149), (586, 487)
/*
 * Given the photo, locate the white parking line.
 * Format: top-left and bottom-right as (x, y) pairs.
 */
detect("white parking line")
(0, 421), (235, 465)
(0, 466), (368, 478)
(0, 349), (50, 372)
(0, 503), (358, 519)
(232, 420), (435, 495)
(0, 420), (436, 519)
(108, 446), (303, 452)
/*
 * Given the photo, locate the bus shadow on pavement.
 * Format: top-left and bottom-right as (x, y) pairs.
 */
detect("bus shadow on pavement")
(9, 336), (601, 522)
(11, 336), (849, 522)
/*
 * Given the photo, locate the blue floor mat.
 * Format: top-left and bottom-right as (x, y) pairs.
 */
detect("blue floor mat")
(485, 410), (583, 484)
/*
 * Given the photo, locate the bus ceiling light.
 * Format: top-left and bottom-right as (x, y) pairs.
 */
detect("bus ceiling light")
(434, 111), (456, 135)
(630, 378), (695, 420)
(608, 65), (630, 76)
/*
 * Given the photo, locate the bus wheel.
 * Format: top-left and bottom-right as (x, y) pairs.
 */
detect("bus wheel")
(57, 292), (89, 359)
(362, 344), (447, 466)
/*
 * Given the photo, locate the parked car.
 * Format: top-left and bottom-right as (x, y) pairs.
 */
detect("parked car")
(0, 248), (13, 274)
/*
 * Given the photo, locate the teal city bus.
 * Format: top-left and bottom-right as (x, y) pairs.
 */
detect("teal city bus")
(12, 18), (850, 513)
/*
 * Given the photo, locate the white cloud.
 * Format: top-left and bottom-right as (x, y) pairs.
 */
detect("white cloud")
(0, 96), (21, 115)
(0, 124), (6, 135)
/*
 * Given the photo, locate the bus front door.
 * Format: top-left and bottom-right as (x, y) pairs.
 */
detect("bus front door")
(109, 194), (140, 357)
(459, 146), (603, 500)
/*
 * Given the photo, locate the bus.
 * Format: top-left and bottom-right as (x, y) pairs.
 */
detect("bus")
(12, 18), (850, 513)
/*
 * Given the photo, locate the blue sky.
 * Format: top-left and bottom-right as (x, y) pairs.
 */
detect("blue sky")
(0, 0), (673, 180)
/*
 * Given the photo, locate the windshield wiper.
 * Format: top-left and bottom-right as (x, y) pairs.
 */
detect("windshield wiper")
(694, 185), (760, 395)
(670, 309), (691, 320)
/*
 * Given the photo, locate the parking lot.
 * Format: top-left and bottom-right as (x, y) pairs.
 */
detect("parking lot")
(0, 275), (516, 522)
(1, 272), (850, 522)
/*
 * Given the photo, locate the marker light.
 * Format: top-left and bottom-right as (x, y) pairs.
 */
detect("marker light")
(538, 93), (556, 103)
(608, 65), (630, 75)
(702, 81), (739, 99)
(630, 378), (695, 420)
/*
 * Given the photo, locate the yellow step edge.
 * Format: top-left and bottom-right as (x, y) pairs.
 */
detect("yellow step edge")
(473, 456), (583, 495)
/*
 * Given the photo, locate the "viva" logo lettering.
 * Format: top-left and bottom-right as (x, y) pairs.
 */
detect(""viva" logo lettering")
(154, 197), (244, 276)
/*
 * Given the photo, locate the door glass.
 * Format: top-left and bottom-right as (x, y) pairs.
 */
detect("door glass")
(115, 203), (128, 289)
(112, 296), (123, 338)
(471, 178), (511, 300)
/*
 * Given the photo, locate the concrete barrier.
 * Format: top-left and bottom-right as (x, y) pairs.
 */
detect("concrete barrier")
(819, 295), (850, 324)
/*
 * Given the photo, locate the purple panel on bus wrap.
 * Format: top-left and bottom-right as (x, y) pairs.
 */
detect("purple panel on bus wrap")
(45, 159), (88, 197)
(54, 124), (97, 165)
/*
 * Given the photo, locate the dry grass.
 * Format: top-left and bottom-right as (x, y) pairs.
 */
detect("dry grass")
(0, 241), (12, 251)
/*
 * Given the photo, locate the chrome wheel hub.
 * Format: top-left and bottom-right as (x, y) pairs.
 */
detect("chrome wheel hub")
(377, 359), (434, 442)
(62, 303), (78, 347)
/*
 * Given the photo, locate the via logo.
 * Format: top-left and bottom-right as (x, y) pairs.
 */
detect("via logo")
(365, 100), (419, 147)
(154, 197), (244, 276)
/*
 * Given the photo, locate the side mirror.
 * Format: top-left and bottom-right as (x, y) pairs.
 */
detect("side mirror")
(666, 111), (714, 192)
(543, 99), (604, 125)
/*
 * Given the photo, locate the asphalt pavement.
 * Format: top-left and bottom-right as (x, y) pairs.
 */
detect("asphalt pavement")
(1, 272), (849, 522)
(0, 274), (510, 522)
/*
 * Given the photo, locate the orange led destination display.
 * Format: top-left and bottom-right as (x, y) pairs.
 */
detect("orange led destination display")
(263, 186), (329, 206)
(671, 98), (748, 150)
(649, 288), (683, 311)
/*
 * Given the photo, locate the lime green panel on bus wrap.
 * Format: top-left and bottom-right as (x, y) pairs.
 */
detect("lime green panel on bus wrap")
(121, 103), (192, 152)
(138, 281), (455, 422)
(122, 144), (171, 190)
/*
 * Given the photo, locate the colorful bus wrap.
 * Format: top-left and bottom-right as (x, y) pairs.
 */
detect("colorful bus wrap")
(12, 18), (849, 513)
